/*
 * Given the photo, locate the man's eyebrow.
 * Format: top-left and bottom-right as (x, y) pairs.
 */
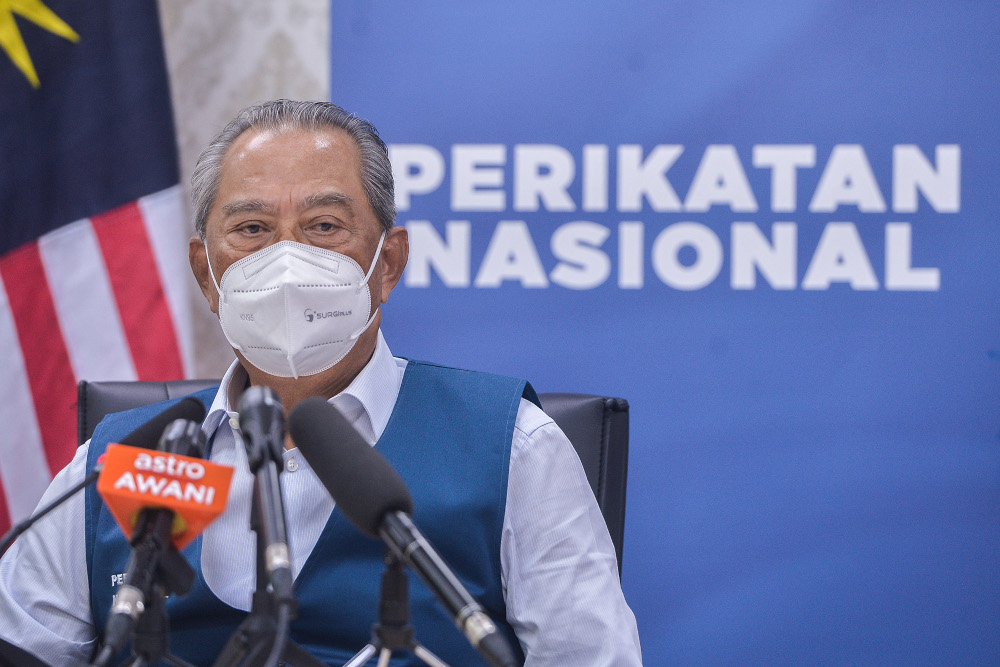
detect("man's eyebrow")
(219, 193), (353, 217)
(302, 192), (353, 209)
(220, 199), (278, 216)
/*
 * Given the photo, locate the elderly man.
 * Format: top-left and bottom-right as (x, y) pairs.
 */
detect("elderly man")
(0, 100), (641, 666)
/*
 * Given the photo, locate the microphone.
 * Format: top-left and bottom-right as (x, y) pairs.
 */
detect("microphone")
(94, 418), (234, 666)
(0, 397), (207, 556)
(117, 396), (208, 449)
(237, 386), (294, 604)
(288, 398), (521, 667)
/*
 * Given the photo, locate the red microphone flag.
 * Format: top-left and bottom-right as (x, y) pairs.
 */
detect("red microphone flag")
(97, 444), (233, 550)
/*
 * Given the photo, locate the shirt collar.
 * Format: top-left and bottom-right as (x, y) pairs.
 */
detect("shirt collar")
(203, 329), (404, 450)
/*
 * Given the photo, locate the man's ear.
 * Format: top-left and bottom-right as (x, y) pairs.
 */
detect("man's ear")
(189, 236), (219, 314)
(378, 225), (408, 303)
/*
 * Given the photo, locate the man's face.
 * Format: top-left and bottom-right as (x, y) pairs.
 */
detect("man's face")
(198, 126), (384, 310)
(189, 124), (408, 389)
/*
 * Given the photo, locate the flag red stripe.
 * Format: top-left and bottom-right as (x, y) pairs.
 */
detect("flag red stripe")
(91, 202), (184, 381)
(0, 244), (78, 476)
(0, 477), (10, 536)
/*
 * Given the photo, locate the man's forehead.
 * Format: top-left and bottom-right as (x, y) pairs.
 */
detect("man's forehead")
(229, 125), (357, 158)
(214, 126), (363, 192)
(206, 125), (379, 232)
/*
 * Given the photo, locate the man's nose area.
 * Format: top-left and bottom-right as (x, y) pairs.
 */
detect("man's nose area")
(271, 216), (306, 245)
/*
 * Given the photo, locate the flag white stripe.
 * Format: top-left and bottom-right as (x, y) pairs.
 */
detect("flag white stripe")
(140, 186), (196, 378)
(38, 219), (137, 383)
(0, 279), (54, 522)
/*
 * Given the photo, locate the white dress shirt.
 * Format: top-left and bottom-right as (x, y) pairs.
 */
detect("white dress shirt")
(0, 331), (641, 666)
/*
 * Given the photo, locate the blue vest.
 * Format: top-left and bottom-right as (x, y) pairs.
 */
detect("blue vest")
(84, 360), (538, 666)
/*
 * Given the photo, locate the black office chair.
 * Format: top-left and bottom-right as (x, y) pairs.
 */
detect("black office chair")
(77, 380), (630, 574)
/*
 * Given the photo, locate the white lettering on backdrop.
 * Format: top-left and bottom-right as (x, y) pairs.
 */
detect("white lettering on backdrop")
(391, 144), (958, 291)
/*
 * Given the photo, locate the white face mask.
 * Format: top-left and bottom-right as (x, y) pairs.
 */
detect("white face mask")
(205, 233), (385, 379)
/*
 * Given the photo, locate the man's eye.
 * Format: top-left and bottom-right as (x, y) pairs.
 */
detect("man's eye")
(315, 221), (337, 232)
(241, 223), (264, 234)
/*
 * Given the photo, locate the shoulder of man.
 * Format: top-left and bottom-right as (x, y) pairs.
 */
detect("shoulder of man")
(86, 385), (220, 458)
(400, 358), (540, 407)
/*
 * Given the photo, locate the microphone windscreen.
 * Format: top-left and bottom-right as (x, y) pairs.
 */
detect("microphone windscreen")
(118, 397), (207, 449)
(157, 418), (207, 459)
(288, 397), (413, 538)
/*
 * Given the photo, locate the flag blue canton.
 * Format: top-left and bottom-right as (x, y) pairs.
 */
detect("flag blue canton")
(0, 0), (189, 534)
(0, 0), (178, 255)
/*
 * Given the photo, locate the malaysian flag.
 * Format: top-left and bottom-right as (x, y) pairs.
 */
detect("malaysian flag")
(0, 0), (194, 533)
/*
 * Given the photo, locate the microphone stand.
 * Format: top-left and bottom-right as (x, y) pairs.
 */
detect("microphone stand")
(344, 550), (450, 667)
(92, 514), (197, 667)
(125, 580), (196, 667)
(212, 474), (324, 667)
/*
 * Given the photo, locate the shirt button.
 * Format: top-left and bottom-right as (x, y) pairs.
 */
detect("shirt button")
(286, 457), (299, 472)
(228, 417), (239, 429)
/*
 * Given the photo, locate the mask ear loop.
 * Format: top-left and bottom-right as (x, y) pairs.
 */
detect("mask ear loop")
(203, 238), (225, 305)
(204, 239), (246, 358)
(350, 231), (387, 341)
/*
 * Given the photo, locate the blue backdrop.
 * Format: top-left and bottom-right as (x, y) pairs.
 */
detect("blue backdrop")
(331, 2), (999, 663)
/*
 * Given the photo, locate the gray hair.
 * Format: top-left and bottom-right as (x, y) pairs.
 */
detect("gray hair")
(191, 99), (396, 238)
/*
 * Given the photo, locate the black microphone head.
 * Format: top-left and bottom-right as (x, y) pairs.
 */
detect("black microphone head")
(118, 396), (206, 449)
(157, 418), (207, 458)
(237, 386), (285, 468)
(288, 397), (413, 538)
